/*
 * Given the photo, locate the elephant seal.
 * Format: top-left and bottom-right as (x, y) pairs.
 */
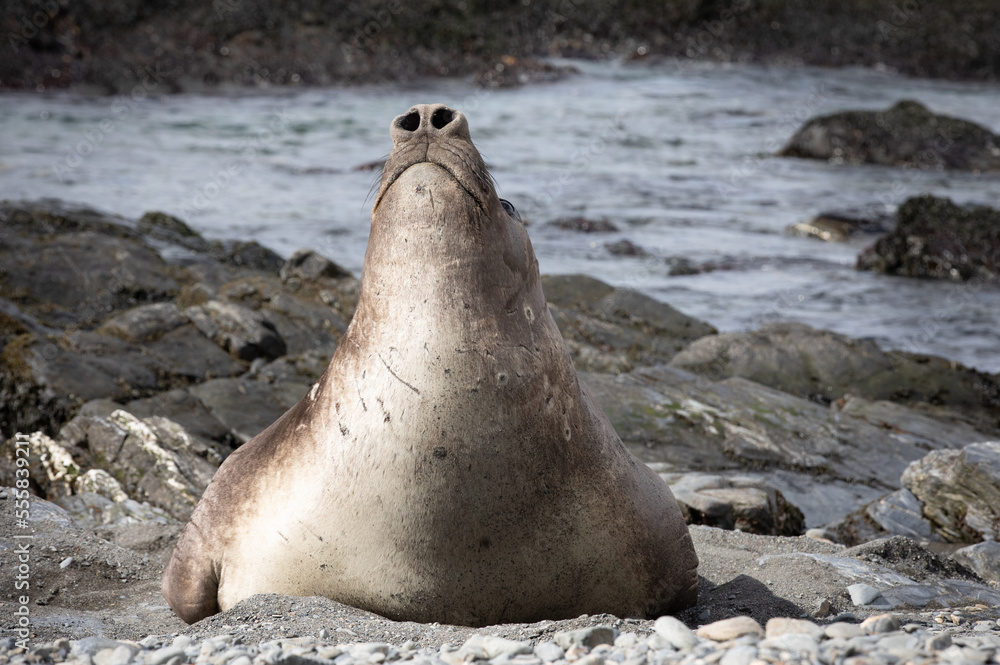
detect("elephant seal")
(162, 103), (698, 626)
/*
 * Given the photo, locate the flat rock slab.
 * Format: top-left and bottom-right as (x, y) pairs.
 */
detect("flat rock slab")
(584, 365), (989, 526)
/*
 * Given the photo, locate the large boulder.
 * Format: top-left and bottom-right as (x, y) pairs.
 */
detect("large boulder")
(902, 440), (1000, 543)
(585, 365), (989, 528)
(857, 195), (1000, 282)
(779, 100), (1000, 172)
(668, 322), (1000, 436)
(542, 274), (717, 373)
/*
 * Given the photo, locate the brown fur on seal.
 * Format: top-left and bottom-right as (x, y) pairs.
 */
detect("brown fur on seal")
(162, 103), (698, 626)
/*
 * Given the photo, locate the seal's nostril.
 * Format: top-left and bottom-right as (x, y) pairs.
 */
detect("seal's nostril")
(431, 107), (454, 130)
(399, 111), (420, 132)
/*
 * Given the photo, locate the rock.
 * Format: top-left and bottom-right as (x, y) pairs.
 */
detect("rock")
(857, 195), (1000, 282)
(97, 304), (244, 379)
(764, 618), (823, 641)
(542, 274), (716, 373)
(138, 211), (202, 239)
(652, 615), (698, 650)
(668, 321), (1000, 435)
(475, 55), (578, 88)
(695, 616), (763, 641)
(861, 614), (902, 635)
(52, 409), (220, 520)
(952, 541), (1000, 583)
(848, 583), (883, 606)
(280, 249), (351, 283)
(824, 622), (862, 639)
(458, 635), (532, 660)
(553, 626), (618, 650)
(533, 642), (564, 662)
(548, 217), (619, 233)
(123, 390), (233, 447)
(0, 200), (181, 328)
(787, 208), (894, 242)
(779, 100), (1000, 171)
(604, 239), (650, 257)
(74, 468), (129, 502)
(663, 473), (805, 536)
(902, 440), (1000, 542)
(185, 300), (287, 362)
(587, 365), (988, 527)
(188, 377), (310, 444)
(96, 303), (188, 343)
(218, 240), (284, 273)
(864, 489), (938, 541)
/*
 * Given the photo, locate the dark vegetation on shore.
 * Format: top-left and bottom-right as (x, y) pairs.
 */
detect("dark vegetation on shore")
(3, 0), (999, 94)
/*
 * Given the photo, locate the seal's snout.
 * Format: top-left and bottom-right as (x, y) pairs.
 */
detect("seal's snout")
(390, 104), (471, 147)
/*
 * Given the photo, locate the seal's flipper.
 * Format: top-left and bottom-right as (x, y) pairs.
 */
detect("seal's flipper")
(162, 520), (220, 624)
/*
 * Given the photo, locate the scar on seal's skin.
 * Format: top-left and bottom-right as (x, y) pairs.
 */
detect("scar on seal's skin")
(379, 354), (421, 394)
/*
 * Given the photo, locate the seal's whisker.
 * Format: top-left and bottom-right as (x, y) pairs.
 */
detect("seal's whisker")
(364, 152), (390, 208)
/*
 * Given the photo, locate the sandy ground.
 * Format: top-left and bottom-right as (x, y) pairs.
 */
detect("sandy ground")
(3, 492), (998, 647)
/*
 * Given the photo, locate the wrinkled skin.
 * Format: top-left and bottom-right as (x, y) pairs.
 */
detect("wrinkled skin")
(162, 104), (698, 627)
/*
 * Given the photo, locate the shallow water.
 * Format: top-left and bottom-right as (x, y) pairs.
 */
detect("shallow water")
(2, 60), (999, 371)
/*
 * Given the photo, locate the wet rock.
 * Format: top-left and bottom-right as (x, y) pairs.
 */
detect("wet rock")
(857, 195), (1000, 282)
(138, 211), (202, 239)
(219, 240), (284, 273)
(788, 208), (894, 242)
(475, 55), (578, 88)
(663, 472), (805, 536)
(902, 440), (1000, 542)
(216, 276), (348, 357)
(668, 322), (1000, 435)
(779, 100), (1000, 171)
(189, 377), (310, 444)
(185, 299), (287, 362)
(123, 390), (233, 446)
(280, 249), (351, 283)
(0, 200), (187, 328)
(585, 366), (989, 527)
(952, 541), (1000, 583)
(542, 274), (716, 373)
(604, 239), (650, 257)
(548, 217), (619, 233)
(98, 304), (244, 379)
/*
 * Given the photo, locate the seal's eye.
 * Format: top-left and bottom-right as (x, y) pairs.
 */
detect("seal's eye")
(500, 199), (522, 223)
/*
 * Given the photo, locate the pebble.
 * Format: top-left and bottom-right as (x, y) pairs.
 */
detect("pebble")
(554, 627), (618, 650)
(764, 618), (823, 641)
(10, 611), (1000, 665)
(861, 613), (902, 635)
(847, 583), (883, 606)
(696, 617), (764, 642)
(534, 642), (564, 662)
(652, 616), (698, 650)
